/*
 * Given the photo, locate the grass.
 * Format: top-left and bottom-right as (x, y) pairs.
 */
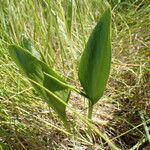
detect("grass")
(0, 0), (150, 149)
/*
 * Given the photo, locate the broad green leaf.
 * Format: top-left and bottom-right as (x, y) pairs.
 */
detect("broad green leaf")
(21, 34), (44, 61)
(78, 8), (111, 105)
(43, 72), (70, 91)
(29, 78), (70, 130)
(8, 45), (70, 126)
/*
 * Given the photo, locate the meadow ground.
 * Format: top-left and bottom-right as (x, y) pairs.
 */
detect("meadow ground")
(0, 0), (150, 149)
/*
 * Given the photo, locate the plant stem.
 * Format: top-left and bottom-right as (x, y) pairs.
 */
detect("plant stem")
(88, 101), (93, 121)
(62, 117), (71, 133)
(87, 100), (93, 138)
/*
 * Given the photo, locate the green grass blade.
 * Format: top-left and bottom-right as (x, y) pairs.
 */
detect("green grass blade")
(65, 0), (74, 38)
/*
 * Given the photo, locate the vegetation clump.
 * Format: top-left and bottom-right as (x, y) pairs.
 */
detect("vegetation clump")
(0, 0), (149, 149)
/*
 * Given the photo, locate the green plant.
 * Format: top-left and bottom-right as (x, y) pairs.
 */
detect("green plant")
(78, 8), (111, 120)
(8, 6), (111, 131)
